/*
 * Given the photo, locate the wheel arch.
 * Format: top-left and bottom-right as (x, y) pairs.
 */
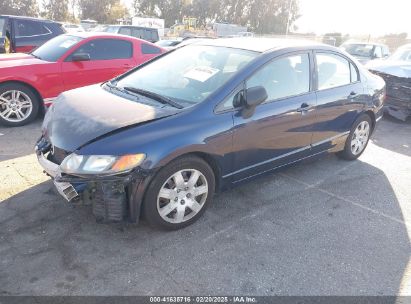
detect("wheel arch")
(133, 151), (223, 223)
(0, 80), (44, 115)
(363, 110), (376, 131)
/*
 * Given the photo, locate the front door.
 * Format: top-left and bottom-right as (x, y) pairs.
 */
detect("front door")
(61, 38), (135, 91)
(230, 52), (317, 182)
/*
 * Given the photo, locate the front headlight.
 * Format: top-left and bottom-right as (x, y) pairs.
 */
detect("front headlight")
(60, 153), (145, 174)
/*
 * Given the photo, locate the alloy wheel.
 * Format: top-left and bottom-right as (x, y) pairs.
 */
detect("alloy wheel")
(157, 169), (208, 224)
(0, 90), (33, 123)
(350, 120), (370, 155)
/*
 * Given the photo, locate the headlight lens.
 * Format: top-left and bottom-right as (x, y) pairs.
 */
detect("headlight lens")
(60, 153), (145, 174)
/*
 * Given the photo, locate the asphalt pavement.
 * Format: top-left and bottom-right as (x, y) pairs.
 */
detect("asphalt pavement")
(0, 116), (410, 295)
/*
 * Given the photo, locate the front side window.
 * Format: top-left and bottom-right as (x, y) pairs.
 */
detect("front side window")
(316, 53), (350, 90)
(116, 45), (258, 106)
(247, 53), (310, 101)
(67, 39), (132, 61)
(32, 35), (82, 62)
(15, 20), (50, 37)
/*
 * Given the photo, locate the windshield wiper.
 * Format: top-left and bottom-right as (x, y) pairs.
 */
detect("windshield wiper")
(123, 86), (184, 109)
(31, 53), (42, 60)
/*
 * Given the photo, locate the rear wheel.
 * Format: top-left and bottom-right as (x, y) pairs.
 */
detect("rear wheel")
(0, 83), (40, 127)
(143, 156), (215, 230)
(337, 114), (372, 160)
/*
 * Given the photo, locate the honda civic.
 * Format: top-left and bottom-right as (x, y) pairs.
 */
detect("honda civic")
(36, 38), (385, 230)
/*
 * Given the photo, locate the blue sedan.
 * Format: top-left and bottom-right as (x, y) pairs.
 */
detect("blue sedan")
(36, 38), (386, 230)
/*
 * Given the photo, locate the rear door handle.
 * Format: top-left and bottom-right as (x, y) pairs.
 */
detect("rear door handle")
(296, 103), (312, 113)
(348, 91), (358, 99)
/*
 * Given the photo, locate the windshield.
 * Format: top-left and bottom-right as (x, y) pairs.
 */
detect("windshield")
(342, 44), (374, 57)
(116, 45), (258, 105)
(104, 26), (119, 33)
(390, 48), (411, 61)
(32, 35), (82, 62)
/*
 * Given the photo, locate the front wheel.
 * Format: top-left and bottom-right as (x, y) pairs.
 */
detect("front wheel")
(337, 114), (372, 160)
(143, 156), (215, 230)
(0, 83), (40, 127)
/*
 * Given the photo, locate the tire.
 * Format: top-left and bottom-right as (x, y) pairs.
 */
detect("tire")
(337, 114), (372, 160)
(143, 155), (215, 230)
(0, 83), (40, 127)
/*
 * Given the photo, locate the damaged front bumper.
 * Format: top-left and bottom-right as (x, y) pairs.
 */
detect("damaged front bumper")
(370, 70), (411, 121)
(35, 145), (151, 223)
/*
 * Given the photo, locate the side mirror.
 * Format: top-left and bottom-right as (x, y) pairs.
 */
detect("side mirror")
(71, 53), (90, 62)
(245, 86), (268, 108)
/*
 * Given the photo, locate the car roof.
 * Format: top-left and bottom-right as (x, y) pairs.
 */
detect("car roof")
(67, 32), (134, 39)
(193, 37), (328, 53)
(0, 15), (57, 23)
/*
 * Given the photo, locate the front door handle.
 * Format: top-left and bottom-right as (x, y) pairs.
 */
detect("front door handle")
(296, 103), (312, 113)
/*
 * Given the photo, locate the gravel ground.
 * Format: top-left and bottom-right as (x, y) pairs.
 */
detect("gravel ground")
(0, 116), (410, 296)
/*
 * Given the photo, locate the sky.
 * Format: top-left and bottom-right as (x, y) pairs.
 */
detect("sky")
(295, 0), (411, 36)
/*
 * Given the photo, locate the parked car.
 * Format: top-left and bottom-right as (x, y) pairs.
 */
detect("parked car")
(102, 25), (159, 43)
(155, 39), (182, 50)
(340, 42), (390, 65)
(36, 38), (385, 230)
(367, 44), (411, 121)
(62, 23), (85, 33)
(0, 32), (165, 126)
(0, 15), (65, 54)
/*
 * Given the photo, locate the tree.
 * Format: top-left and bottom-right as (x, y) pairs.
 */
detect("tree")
(0, 0), (39, 16)
(42, 0), (70, 21)
(79, 0), (126, 23)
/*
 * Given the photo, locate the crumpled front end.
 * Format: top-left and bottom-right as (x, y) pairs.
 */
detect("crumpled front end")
(35, 136), (148, 223)
(370, 70), (411, 121)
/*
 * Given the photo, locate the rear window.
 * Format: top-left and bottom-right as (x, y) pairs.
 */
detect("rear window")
(0, 18), (5, 37)
(141, 43), (162, 54)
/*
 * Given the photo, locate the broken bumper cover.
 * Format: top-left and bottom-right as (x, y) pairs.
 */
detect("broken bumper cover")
(36, 149), (149, 223)
(37, 151), (79, 201)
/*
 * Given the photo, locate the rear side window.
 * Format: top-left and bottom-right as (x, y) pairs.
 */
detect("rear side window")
(374, 46), (382, 58)
(68, 39), (132, 61)
(141, 43), (162, 54)
(316, 53), (350, 90)
(14, 20), (50, 37)
(247, 53), (310, 101)
(0, 18), (6, 37)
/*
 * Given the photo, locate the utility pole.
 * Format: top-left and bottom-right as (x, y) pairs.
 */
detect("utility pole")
(285, 0), (293, 37)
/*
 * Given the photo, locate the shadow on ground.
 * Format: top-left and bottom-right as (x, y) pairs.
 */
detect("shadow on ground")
(0, 151), (409, 295)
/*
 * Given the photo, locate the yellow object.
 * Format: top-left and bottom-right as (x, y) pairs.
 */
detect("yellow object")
(111, 154), (146, 171)
(4, 35), (11, 53)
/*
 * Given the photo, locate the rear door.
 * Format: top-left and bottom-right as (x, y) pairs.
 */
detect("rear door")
(311, 51), (364, 152)
(61, 38), (135, 91)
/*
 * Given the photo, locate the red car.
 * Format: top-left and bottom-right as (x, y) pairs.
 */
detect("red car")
(0, 32), (165, 126)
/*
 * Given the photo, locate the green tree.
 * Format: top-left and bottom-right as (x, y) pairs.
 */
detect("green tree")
(79, 0), (126, 23)
(42, 0), (70, 21)
(0, 0), (38, 16)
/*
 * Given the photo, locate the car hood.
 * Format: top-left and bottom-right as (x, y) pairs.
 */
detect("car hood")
(0, 53), (48, 68)
(366, 60), (411, 78)
(42, 84), (180, 152)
